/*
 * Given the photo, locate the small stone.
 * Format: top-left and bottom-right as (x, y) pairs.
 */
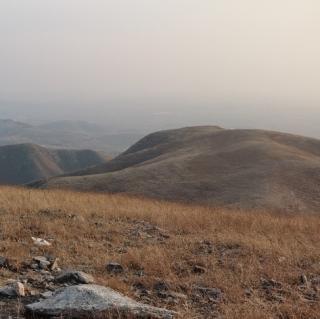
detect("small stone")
(33, 256), (51, 270)
(30, 263), (39, 270)
(106, 262), (124, 274)
(244, 288), (253, 296)
(0, 256), (9, 268)
(301, 274), (309, 286)
(154, 281), (170, 292)
(50, 258), (59, 271)
(193, 286), (222, 301)
(133, 282), (149, 297)
(55, 270), (95, 285)
(311, 277), (320, 286)
(261, 278), (282, 289)
(192, 265), (206, 274)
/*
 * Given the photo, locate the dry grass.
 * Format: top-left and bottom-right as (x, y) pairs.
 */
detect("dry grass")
(0, 186), (319, 318)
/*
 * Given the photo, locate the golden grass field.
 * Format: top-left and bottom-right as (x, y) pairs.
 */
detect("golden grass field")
(0, 186), (319, 318)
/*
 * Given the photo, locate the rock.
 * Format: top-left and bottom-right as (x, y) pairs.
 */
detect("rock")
(133, 282), (149, 297)
(193, 286), (222, 301)
(31, 237), (52, 247)
(55, 270), (95, 285)
(154, 281), (170, 292)
(0, 281), (25, 298)
(106, 262), (124, 274)
(311, 276), (320, 286)
(300, 274), (310, 287)
(152, 281), (186, 301)
(33, 256), (51, 270)
(50, 258), (59, 271)
(25, 284), (176, 318)
(261, 278), (282, 289)
(244, 288), (253, 297)
(30, 263), (39, 270)
(261, 278), (285, 302)
(192, 265), (206, 274)
(40, 291), (54, 299)
(0, 256), (9, 268)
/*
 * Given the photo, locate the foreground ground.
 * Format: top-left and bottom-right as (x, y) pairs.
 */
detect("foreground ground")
(0, 186), (319, 318)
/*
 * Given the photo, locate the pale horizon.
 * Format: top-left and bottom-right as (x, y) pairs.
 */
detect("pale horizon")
(1, 1), (320, 137)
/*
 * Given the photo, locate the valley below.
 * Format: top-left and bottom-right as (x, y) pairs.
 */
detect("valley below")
(0, 186), (319, 318)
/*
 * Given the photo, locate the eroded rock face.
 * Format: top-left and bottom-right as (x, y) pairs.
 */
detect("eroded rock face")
(25, 284), (176, 319)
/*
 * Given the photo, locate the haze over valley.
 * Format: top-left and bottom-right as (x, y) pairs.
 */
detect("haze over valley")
(0, 119), (142, 154)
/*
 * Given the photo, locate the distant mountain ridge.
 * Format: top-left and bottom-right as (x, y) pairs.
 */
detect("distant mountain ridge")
(0, 119), (142, 154)
(0, 119), (32, 135)
(35, 126), (320, 213)
(0, 143), (106, 185)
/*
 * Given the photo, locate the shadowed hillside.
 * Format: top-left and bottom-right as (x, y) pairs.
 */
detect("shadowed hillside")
(0, 143), (106, 185)
(36, 126), (320, 212)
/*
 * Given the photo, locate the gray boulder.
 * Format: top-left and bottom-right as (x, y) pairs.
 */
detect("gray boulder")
(25, 284), (176, 318)
(33, 256), (51, 270)
(0, 281), (25, 298)
(55, 270), (95, 285)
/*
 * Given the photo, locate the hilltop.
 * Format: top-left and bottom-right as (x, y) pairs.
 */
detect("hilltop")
(0, 143), (106, 185)
(0, 187), (318, 318)
(37, 126), (320, 212)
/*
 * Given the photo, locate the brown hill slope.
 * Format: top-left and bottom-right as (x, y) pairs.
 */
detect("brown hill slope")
(0, 143), (106, 185)
(36, 126), (320, 212)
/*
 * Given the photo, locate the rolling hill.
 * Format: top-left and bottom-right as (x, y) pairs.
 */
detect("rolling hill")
(0, 143), (106, 185)
(34, 126), (320, 212)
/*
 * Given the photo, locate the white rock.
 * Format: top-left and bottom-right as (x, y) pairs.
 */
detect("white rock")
(25, 284), (176, 318)
(31, 237), (51, 247)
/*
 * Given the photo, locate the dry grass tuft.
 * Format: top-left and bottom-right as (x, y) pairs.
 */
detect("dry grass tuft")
(0, 186), (319, 318)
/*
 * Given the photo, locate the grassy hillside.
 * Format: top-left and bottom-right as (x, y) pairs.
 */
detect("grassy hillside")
(39, 126), (320, 212)
(0, 186), (319, 318)
(0, 143), (106, 185)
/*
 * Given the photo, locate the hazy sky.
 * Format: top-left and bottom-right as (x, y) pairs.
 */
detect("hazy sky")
(1, 1), (320, 135)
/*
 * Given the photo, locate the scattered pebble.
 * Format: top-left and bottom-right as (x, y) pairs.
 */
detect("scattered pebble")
(106, 262), (124, 274)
